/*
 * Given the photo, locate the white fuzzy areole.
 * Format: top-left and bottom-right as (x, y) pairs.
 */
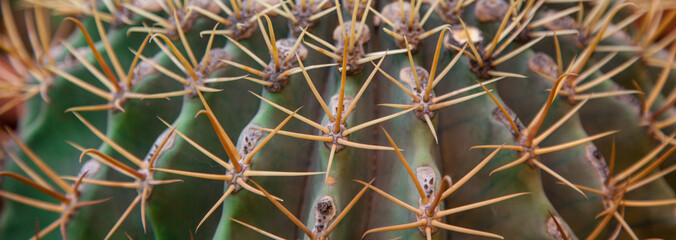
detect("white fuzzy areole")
(416, 167), (437, 200)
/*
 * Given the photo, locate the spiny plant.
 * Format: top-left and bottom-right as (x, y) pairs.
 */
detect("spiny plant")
(2, 0), (676, 239)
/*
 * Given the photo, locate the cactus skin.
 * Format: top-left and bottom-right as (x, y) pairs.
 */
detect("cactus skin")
(437, 55), (578, 239)
(3, 0), (676, 240)
(497, 51), (607, 237)
(578, 78), (676, 238)
(147, 42), (262, 238)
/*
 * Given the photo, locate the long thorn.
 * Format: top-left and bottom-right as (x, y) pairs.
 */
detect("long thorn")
(442, 146), (503, 199)
(197, 185), (236, 231)
(249, 180), (313, 237)
(5, 128), (72, 193)
(381, 127), (427, 203)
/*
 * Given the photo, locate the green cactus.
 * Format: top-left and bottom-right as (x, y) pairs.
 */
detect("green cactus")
(2, 0), (676, 239)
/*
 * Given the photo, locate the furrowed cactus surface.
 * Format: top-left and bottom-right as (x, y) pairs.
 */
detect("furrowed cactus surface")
(3, 0), (676, 239)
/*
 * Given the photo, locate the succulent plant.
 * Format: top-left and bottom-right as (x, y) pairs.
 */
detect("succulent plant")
(2, 0), (676, 239)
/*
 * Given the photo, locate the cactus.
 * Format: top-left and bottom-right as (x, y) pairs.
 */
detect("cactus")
(3, 0), (676, 239)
